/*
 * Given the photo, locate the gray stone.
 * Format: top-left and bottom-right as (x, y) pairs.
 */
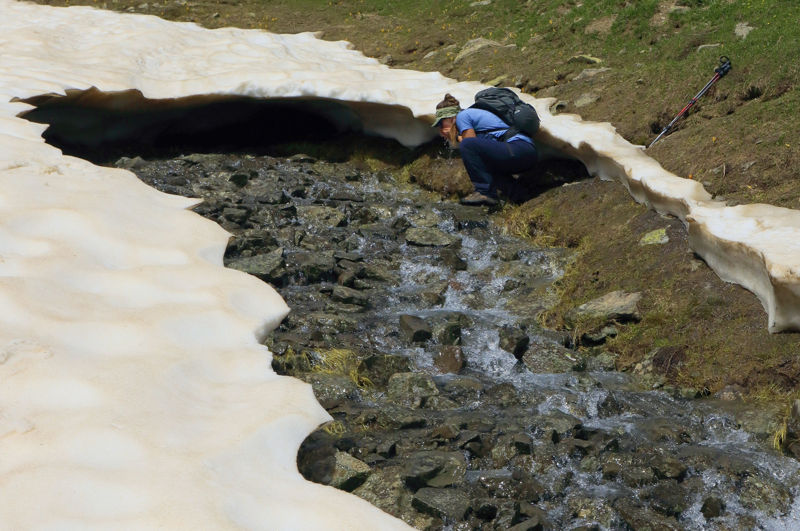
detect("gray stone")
(521, 337), (583, 373)
(536, 411), (582, 443)
(358, 355), (412, 386)
(331, 285), (370, 307)
(735, 22), (755, 39)
(222, 206), (250, 224)
(569, 290), (642, 323)
(640, 228), (669, 245)
(498, 325), (529, 359)
(439, 375), (484, 403)
(399, 314), (433, 343)
(648, 481), (689, 517)
(301, 373), (358, 408)
(412, 487), (470, 520)
(115, 155), (148, 170)
(575, 93), (600, 108)
(615, 498), (681, 530)
(296, 205), (346, 228)
(454, 38), (508, 63)
(226, 248), (285, 284)
(433, 346), (465, 374)
(651, 455), (688, 481)
(433, 318), (462, 346)
(701, 496), (725, 519)
(286, 251), (336, 283)
(573, 67), (611, 81)
(440, 248), (467, 271)
(353, 467), (437, 529)
(419, 281), (448, 306)
(581, 325), (618, 345)
(402, 451), (467, 489)
(330, 451), (371, 491)
(387, 372), (439, 408)
(422, 395), (459, 410)
(404, 227), (461, 247)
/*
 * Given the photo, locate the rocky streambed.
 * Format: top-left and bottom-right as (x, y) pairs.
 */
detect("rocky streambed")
(121, 150), (800, 530)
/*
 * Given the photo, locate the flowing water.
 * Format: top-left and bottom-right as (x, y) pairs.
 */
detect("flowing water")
(124, 151), (800, 530)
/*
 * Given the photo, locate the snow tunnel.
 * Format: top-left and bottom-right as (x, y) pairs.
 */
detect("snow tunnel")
(19, 87), (439, 162)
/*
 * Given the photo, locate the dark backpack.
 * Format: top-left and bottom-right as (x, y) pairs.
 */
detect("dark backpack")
(470, 87), (540, 142)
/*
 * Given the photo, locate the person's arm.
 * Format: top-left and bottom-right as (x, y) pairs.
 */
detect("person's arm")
(460, 129), (476, 139)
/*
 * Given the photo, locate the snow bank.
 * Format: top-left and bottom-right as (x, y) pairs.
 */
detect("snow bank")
(1, 0), (798, 526)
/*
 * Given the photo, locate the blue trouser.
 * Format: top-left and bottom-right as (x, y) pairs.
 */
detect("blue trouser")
(459, 136), (538, 199)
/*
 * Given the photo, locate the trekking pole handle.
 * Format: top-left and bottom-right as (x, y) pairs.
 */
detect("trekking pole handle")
(715, 56), (732, 77)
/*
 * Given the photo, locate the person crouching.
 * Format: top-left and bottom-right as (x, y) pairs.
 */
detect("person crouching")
(432, 93), (538, 206)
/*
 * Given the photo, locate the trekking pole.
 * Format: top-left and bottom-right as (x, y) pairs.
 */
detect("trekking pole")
(647, 56), (732, 149)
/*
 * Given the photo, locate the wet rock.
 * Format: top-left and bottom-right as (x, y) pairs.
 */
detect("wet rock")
(535, 411), (582, 443)
(620, 465), (657, 488)
(387, 372), (439, 408)
(738, 473), (792, 515)
(225, 248), (286, 285)
(330, 451), (371, 491)
(651, 455), (688, 481)
(585, 350), (617, 371)
(358, 354), (412, 386)
(285, 251), (337, 283)
(402, 450), (467, 489)
(419, 281), (448, 306)
(499, 325), (530, 359)
(301, 373), (359, 408)
(331, 285), (370, 307)
(440, 248), (467, 270)
(423, 395), (459, 410)
(222, 206), (250, 224)
(412, 487), (470, 520)
(473, 498), (500, 520)
(483, 382), (520, 407)
(438, 375), (484, 404)
(296, 204), (346, 228)
(646, 481), (689, 517)
(399, 314), (433, 343)
(521, 337), (583, 373)
(353, 467), (438, 529)
(433, 317), (462, 346)
(433, 345), (465, 373)
(639, 417), (694, 444)
(614, 498), (681, 530)
(115, 155), (148, 170)
(306, 312), (359, 334)
(701, 496), (725, 519)
(404, 226), (461, 247)
(491, 433), (533, 467)
(296, 430), (336, 485)
(567, 496), (616, 528)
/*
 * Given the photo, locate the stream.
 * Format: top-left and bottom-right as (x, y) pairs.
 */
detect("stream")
(121, 149), (800, 530)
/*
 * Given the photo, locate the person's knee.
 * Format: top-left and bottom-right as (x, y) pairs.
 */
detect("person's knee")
(460, 137), (480, 154)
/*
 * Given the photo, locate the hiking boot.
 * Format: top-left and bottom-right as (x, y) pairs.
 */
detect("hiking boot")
(460, 191), (498, 206)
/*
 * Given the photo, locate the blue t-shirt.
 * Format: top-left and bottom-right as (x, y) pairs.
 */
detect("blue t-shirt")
(456, 107), (533, 144)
